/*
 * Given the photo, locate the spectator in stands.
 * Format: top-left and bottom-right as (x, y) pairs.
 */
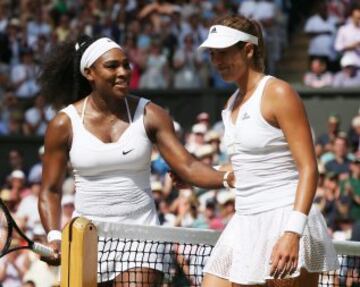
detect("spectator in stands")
(304, 1), (339, 71)
(203, 198), (224, 231)
(185, 123), (207, 154)
(139, 38), (169, 88)
(151, 146), (170, 179)
(24, 94), (55, 136)
(332, 53), (360, 87)
(0, 91), (24, 135)
(204, 130), (227, 165)
(9, 169), (29, 202)
(137, 0), (180, 35)
(123, 34), (144, 90)
(195, 112), (211, 129)
(216, 189), (235, 226)
(334, 2), (360, 67)
(173, 189), (201, 228)
(1, 149), (28, 184)
(10, 47), (40, 99)
(16, 182), (44, 240)
(325, 135), (353, 177)
(304, 57), (333, 88)
(26, 10), (51, 47)
(349, 114), (360, 155)
(339, 158), (360, 221)
(173, 33), (203, 88)
(315, 172), (339, 231)
(32, 35), (51, 65)
(54, 14), (71, 42)
(0, 249), (27, 286)
(6, 18), (27, 66)
(316, 114), (340, 156)
(28, 146), (44, 185)
(158, 198), (177, 227)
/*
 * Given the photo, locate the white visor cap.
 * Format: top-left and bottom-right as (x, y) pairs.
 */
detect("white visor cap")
(199, 25), (258, 50)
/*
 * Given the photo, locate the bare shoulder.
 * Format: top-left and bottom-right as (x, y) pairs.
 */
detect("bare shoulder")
(143, 101), (175, 142)
(265, 77), (299, 101)
(144, 101), (173, 127)
(48, 111), (71, 131)
(263, 77), (303, 114)
(46, 111), (72, 146)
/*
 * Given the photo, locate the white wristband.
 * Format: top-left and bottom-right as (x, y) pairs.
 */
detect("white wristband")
(284, 210), (308, 236)
(47, 230), (62, 243)
(223, 171), (231, 188)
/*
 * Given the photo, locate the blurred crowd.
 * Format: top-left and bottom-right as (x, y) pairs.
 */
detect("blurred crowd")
(0, 0), (298, 137)
(1, 0), (360, 286)
(303, 0), (360, 88)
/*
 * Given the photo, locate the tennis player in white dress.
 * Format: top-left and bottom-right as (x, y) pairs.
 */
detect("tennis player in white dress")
(38, 35), (235, 286)
(198, 15), (339, 287)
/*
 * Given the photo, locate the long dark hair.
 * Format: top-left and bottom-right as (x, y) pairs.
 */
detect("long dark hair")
(38, 35), (97, 109)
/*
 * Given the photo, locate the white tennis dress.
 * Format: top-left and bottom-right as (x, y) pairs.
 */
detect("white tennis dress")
(203, 76), (339, 285)
(61, 97), (163, 282)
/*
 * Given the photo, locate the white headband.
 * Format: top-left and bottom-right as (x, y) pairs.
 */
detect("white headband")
(78, 37), (122, 76)
(198, 25), (258, 50)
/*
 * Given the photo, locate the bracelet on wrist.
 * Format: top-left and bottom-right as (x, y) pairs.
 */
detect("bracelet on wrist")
(47, 230), (62, 243)
(223, 171), (231, 188)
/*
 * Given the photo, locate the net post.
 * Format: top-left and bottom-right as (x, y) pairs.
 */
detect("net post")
(60, 217), (97, 287)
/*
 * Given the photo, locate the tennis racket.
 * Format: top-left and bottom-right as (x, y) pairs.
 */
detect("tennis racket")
(0, 198), (54, 258)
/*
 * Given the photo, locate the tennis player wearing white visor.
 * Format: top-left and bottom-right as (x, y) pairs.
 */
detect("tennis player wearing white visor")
(198, 15), (339, 287)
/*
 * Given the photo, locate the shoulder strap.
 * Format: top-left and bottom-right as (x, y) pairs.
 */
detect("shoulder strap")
(133, 97), (151, 121)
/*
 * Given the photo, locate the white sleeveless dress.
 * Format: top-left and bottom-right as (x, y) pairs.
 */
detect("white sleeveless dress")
(203, 76), (339, 285)
(60, 97), (165, 282)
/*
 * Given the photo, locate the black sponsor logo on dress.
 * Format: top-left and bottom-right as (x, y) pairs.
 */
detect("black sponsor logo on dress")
(122, 149), (134, 155)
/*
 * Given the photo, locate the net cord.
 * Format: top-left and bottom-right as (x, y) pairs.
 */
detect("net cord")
(94, 221), (360, 255)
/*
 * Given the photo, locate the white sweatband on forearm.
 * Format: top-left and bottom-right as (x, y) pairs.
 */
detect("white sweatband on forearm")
(47, 230), (62, 242)
(283, 210), (308, 236)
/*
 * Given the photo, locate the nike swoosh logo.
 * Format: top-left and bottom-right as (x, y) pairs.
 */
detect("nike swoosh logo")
(122, 149), (134, 155)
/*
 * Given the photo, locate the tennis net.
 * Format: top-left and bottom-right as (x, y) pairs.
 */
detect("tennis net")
(91, 221), (360, 287)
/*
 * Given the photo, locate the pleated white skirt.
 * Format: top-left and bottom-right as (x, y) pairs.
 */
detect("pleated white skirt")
(203, 204), (340, 285)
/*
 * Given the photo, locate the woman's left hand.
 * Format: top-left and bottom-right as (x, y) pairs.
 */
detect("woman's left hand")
(269, 232), (300, 279)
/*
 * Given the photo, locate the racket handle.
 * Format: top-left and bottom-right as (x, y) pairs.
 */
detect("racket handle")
(33, 242), (55, 257)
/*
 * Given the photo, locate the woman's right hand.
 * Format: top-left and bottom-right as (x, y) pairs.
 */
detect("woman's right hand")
(40, 240), (61, 266)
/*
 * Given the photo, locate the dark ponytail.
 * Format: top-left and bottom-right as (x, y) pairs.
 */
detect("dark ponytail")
(250, 19), (265, 73)
(38, 35), (96, 109)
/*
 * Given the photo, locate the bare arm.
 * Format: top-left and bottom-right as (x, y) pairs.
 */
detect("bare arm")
(144, 103), (232, 189)
(265, 80), (318, 215)
(39, 113), (71, 233)
(265, 79), (318, 278)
